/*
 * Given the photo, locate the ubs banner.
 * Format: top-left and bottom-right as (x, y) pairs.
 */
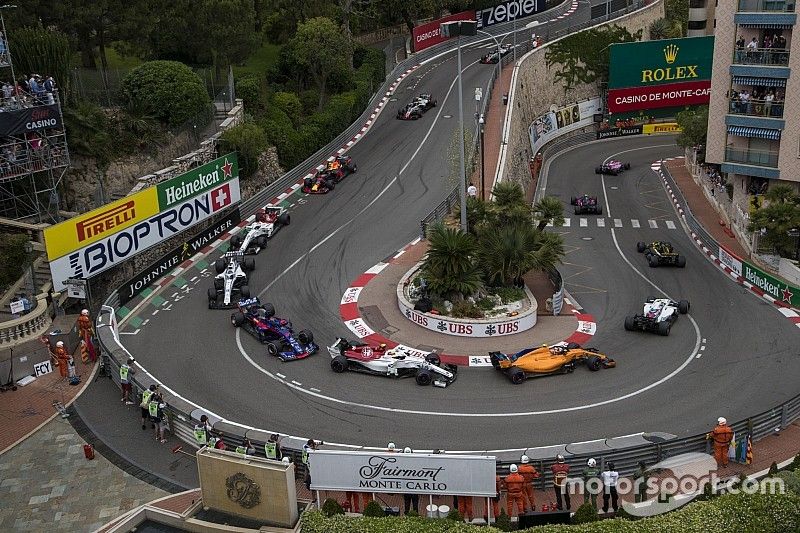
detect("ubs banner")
(607, 36), (714, 114)
(119, 208), (241, 305)
(46, 153), (240, 291)
(309, 451), (497, 496)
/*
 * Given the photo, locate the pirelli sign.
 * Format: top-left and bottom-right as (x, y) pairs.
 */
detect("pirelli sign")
(45, 153), (240, 291)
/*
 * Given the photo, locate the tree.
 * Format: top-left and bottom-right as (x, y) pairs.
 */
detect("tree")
(288, 17), (353, 110)
(665, 0), (689, 37)
(9, 28), (72, 104)
(675, 105), (709, 149)
(421, 224), (483, 300)
(649, 18), (671, 40)
(0, 233), (32, 290)
(200, 0), (259, 76)
(748, 185), (800, 258)
(219, 122), (269, 178)
(545, 25), (642, 90)
(492, 181), (526, 209)
(533, 195), (565, 231)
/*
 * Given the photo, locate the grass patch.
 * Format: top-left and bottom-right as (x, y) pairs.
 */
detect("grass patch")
(488, 286), (526, 303)
(105, 44), (144, 69)
(233, 40), (282, 77)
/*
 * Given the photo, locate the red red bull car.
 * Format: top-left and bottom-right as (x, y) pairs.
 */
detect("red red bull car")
(302, 156), (358, 194)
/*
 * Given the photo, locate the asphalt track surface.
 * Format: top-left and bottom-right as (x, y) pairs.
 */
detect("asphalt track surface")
(124, 21), (799, 450)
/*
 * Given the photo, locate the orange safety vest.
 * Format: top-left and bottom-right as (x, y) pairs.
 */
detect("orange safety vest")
(711, 424), (733, 446)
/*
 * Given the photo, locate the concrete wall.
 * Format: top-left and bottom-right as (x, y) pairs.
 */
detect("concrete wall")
(705, 3), (735, 166)
(501, 0), (665, 194)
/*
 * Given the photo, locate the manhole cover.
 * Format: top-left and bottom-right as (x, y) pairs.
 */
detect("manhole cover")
(390, 98), (398, 102)
(443, 115), (452, 119)
(581, 237), (593, 241)
(610, 186), (618, 190)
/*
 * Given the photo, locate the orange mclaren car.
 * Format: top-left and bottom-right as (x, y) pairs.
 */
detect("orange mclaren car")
(489, 343), (616, 384)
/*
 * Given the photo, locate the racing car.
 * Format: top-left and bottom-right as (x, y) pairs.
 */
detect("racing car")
(328, 338), (457, 387)
(636, 241), (686, 268)
(302, 156), (358, 194)
(624, 297), (690, 336)
(230, 207), (291, 255)
(479, 43), (514, 64)
(489, 343), (615, 384)
(231, 297), (318, 361)
(208, 251), (254, 309)
(396, 94), (437, 120)
(595, 160), (631, 175)
(570, 194), (603, 215)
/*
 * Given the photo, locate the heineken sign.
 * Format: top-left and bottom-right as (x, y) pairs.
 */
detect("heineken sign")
(743, 262), (798, 307)
(157, 153), (238, 209)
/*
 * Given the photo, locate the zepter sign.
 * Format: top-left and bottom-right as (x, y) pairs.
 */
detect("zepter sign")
(476, 0), (542, 29)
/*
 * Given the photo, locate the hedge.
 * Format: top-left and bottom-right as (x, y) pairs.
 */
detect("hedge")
(0, 233), (31, 290)
(300, 491), (800, 533)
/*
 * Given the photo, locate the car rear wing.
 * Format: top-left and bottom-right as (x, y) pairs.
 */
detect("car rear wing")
(327, 337), (348, 358)
(222, 250), (245, 261)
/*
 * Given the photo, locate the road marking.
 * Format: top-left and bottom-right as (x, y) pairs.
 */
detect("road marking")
(597, 218), (605, 227)
(151, 309), (159, 316)
(579, 218), (588, 227)
(614, 219), (622, 227)
(631, 219), (640, 228)
(696, 353), (702, 359)
(291, 380), (302, 386)
(190, 276), (198, 282)
(310, 388), (321, 393)
(120, 330), (139, 335)
(276, 373), (286, 379)
(666, 220), (676, 229)
(648, 219), (658, 229)
(563, 218), (570, 227)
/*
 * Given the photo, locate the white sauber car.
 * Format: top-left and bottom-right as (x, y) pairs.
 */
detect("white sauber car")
(624, 297), (690, 336)
(231, 207), (291, 255)
(328, 337), (457, 387)
(208, 251), (254, 309)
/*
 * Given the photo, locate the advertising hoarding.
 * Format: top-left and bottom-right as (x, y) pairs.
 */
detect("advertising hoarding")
(476, 0), (543, 29)
(0, 104), (64, 136)
(607, 80), (711, 113)
(309, 450), (497, 496)
(530, 98), (602, 145)
(412, 11), (476, 52)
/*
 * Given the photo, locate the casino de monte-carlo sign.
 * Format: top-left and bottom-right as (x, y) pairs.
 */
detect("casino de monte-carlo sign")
(308, 450), (497, 496)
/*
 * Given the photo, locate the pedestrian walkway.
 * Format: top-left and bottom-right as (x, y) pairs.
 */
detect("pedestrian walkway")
(548, 217), (679, 230)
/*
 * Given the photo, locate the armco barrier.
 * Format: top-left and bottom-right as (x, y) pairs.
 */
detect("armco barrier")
(91, 2), (800, 488)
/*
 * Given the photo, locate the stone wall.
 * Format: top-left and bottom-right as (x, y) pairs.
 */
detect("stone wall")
(501, 0), (665, 194)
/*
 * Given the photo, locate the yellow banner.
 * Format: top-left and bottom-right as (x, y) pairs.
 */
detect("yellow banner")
(643, 122), (681, 134)
(44, 188), (159, 261)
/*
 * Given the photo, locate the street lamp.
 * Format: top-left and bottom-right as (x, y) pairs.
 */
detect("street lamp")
(441, 20), (477, 233)
(478, 114), (485, 200)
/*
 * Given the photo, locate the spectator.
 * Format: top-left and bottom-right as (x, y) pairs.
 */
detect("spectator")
(467, 184), (477, 198)
(582, 458), (601, 510)
(44, 76), (55, 93)
(764, 91), (774, 117)
(735, 36), (745, 62)
(20, 293), (30, 314)
(601, 461), (620, 513)
(120, 357), (136, 404)
(402, 447), (420, 514)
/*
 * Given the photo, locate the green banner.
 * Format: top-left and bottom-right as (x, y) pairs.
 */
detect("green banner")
(156, 152), (239, 209)
(742, 261), (800, 307)
(608, 36), (714, 90)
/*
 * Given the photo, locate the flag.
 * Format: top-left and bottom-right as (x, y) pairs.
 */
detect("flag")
(746, 434), (753, 465)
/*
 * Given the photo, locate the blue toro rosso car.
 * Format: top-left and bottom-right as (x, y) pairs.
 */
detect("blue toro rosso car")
(230, 297), (318, 362)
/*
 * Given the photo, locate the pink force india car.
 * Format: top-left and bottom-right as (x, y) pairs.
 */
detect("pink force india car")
(595, 159), (631, 175)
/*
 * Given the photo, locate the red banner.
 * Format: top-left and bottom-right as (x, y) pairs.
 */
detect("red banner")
(607, 80), (712, 114)
(412, 11), (476, 52)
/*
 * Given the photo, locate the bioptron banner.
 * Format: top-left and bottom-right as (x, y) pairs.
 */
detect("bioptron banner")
(309, 450), (497, 496)
(607, 36), (714, 114)
(412, 11), (475, 52)
(46, 153), (240, 291)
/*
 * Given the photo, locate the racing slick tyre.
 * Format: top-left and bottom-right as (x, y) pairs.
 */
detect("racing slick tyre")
(637, 241), (646, 253)
(570, 196), (577, 205)
(624, 315), (636, 331)
(215, 258), (226, 274)
(214, 277), (224, 290)
(243, 257), (255, 272)
(415, 369), (433, 386)
(624, 163), (631, 170)
(257, 235), (268, 248)
(231, 312), (245, 327)
(207, 287), (218, 304)
(648, 255), (660, 268)
(239, 285), (251, 298)
(262, 303), (275, 318)
(266, 342), (280, 357)
(425, 353), (441, 367)
(278, 213), (290, 226)
(331, 355), (348, 373)
(595, 167), (603, 174)
(509, 368), (526, 385)
(574, 206), (581, 215)
(676, 255), (686, 268)
(586, 355), (602, 371)
(298, 330), (314, 345)
(325, 179), (335, 191)
(657, 321), (671, 336)
(351, 164), (358, 173)
(231, 235), (242, 249)
(566, 342), (581, 350)
(678, 300), (690, 314)
(596, 205), (603, 215)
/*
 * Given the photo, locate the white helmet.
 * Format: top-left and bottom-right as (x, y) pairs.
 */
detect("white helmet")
(81, 309), (89, 316)
(556, 454), (565, 463)
(509, 464), (518, 473)
(521, 454), (530, 464)
(587, 458), (597, 467)
(388, 442), (396, 451)
(282, 457), (290, 464)
(718, 417), (727, 425)
(403, 447), (412, 454)
(56, 341), (64, 347)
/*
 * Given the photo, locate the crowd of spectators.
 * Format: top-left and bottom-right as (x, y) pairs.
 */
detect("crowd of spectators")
(735, 34), (788, 65)
(730, 87), (784, 118)
(1, 73), (58, 111)
(0, 134), (68, 180)
(597, 116), (652, 131)
(703, 164), (727, 198)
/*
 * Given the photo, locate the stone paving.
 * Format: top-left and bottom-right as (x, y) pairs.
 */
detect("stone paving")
(0, 415), (167, 532)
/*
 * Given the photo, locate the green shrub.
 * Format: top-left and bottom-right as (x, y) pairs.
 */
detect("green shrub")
(321, 497), (344, 517)
(272, 92), (302, 126)
(298, 89), (320, 115)
(235, 75), (263, 112)
(405, 509), (419, 517)
(572, 502), (600, 523)
(219, 122), (268, 178)
(489, 286), (526, 303)
(790, 453), (800, 472)
(0, 233), (31, 289)
(778, 469), (800, 495)
(494, 507), (512, 531)
(446, 507), (462, 521)
(122, 60), (211, 127)
(476, 297), (496, 311)
(769, 462), (779, 476)
(451, 300), (483, 319)
(362, 500), (385, 517)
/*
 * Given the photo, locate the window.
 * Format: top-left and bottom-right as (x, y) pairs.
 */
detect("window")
(688, 20), (708, 29)
(689, 0), (706, 7)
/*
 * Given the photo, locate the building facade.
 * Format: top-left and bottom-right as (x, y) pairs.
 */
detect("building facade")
(688, 0), (717, 36)
(706, 0), (796, 245)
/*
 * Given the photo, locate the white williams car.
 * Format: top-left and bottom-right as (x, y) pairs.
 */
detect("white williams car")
(207, 251), (254, 309)
(328, 337), (457, 387)
(231, 207), (291, 255)
(624, 297), (690, 336)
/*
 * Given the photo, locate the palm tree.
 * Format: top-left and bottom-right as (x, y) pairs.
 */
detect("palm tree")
(491, 181), (527, 210)
(649, 18), (670, 40)
(421, 224), (483, 300)
(477, 223), (565, 286)
(533, 196), (566, 231)
(466, 196), (488, 235)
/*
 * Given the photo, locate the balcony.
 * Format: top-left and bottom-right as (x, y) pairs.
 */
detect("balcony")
(738, 0), (796, 12)
(725, 147), (779, 167)
(728, 97), (785, 118)
(733, 47), (790, 65)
